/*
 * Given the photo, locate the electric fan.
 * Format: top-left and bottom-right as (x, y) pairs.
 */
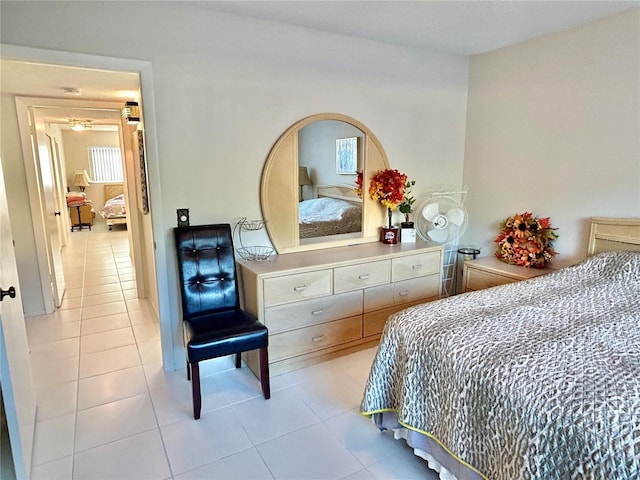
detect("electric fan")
(414, 195), (468, 244)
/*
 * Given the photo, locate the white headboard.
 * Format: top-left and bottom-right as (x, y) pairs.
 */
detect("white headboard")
(588, 217), (640, 255)
(316, 184), (362, 204)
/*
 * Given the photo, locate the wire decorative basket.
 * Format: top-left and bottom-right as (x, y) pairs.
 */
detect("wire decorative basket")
(237, 218), (266, 231)
(236, 246), (274, 262)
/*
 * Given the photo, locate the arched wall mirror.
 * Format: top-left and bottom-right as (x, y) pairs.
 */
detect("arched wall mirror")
(261, 113), (389, 254)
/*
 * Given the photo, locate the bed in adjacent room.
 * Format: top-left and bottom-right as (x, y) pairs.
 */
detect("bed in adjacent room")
(99, 183), (127, 230)
(299, 184), (362, 238)
(360, 217), (640, 480)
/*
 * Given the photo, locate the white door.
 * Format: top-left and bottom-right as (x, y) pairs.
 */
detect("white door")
(31, 108), (65, 307)
(0, 157), (36, 480)
(48, 134), (68, 249)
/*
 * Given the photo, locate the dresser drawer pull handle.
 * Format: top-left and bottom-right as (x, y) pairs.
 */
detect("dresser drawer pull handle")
(293, 285), (307, 292)
(311, 309), (324, 315)
(412, 264), (423, 270)
(312, 335), (324, 342)
(398, 290), (410, 297)
(358, 274), (369, 280)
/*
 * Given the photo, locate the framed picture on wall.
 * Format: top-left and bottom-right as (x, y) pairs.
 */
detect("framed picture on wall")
(336, 137), (358, 174)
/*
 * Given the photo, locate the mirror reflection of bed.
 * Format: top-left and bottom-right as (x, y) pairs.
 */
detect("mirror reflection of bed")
(297, 119), (364, 244)
(298, 184), (362, 244)
(99, 183), (127, 230)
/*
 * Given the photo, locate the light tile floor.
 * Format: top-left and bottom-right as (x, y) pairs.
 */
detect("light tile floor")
(25, 223), (438, 479)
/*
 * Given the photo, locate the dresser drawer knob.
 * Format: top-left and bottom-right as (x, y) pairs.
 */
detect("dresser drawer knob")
(312, 335), (324, 342)
(398, 290), (409, 297)
(293, 285), (307, 292)
(358, 274), (369, 280)
(311, 309), (324, 315)
(412, 264), (422, 270)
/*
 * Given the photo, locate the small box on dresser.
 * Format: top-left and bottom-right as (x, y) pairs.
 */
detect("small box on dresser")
(463, 256), (553, 292)
(238, 241), (444, 376)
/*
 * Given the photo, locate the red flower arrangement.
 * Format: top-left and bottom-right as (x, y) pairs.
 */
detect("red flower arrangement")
(494, 212), (558, 268)
(356, 169), (409, 228)
(355, 171), (364, 199)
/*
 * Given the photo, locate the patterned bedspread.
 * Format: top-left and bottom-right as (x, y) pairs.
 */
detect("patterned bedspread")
(361, 251), (640, 480)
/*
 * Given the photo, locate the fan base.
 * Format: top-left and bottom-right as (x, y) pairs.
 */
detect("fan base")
(380, 227), (399, 245)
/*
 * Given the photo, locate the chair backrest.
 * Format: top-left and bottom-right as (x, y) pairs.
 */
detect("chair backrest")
(174, 224), (240, 319)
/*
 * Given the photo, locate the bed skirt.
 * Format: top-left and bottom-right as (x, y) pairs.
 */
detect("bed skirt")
(371, 412), (485, 480)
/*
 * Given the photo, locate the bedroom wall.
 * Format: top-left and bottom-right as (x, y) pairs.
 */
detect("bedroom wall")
(62, 129), (121, 216)
(0, 1), (469, 367)
(298, 120), (363, 195)
(462, 9), (640, 267)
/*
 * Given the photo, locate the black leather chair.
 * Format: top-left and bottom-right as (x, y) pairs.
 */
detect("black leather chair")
(174, 224), (270, 419)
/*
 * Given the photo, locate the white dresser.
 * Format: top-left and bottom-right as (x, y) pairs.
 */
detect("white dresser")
(238, 241), (443, 375)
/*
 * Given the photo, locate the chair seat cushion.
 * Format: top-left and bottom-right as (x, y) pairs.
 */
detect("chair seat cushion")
(184, 309), (268, 363)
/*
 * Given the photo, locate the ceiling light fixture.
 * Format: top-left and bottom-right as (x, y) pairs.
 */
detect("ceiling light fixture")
(69, 119), (91, 131)
(121, 101), (140, 124)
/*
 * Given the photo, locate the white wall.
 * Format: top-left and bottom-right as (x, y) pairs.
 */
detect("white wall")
(298, 120), (363, 190)
(462, 10), (640, 267)
(0, 1), (469, 368)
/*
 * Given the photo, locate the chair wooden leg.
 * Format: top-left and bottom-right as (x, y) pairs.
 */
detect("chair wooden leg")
(190, 361), (202, 419)
(259, 347), (270, 399)
(186, 361), (191, 381)
(235, 352), (242, 369)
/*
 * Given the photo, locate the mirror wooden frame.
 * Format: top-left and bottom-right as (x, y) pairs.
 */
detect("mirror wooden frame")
(261, 113), (390, 254)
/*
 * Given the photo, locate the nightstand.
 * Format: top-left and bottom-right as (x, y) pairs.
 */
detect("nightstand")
(463, 256), (553, 292)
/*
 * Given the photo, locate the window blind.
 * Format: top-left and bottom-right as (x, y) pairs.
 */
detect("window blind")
(88, 146), (123, 183)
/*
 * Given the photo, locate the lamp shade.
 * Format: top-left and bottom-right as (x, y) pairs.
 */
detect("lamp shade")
(72, 170), (92, 189)
(299, 166), (312, 186)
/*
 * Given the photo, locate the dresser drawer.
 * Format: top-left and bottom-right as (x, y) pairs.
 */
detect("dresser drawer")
(269, 316), (363, 361)
(334, 260), (390, 293)
(392, 251), (441, 282)
(363, 298), (432, 337)
(264, 290), (363, 334)
(263, 269), (332, 307)
(364, 275), (440, 311)
(465, 269), (515, 291)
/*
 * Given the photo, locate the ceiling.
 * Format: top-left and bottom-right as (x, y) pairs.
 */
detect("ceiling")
(2, 1), (637, 127)
(193, 1), (639, 56)
(1, 60), (140, 129)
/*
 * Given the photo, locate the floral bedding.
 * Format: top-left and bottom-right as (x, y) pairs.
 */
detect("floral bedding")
(99, 193), (126, 219)
(299, 197), (361, 238)
(361, 251), (640, 480)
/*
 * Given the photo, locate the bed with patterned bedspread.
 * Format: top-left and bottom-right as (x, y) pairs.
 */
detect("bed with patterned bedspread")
(361, 250), (640, 480)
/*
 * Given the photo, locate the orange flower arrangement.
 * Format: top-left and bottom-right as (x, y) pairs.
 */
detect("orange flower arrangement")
(356, 169), (409, 228)
(494, 212), (558, 268)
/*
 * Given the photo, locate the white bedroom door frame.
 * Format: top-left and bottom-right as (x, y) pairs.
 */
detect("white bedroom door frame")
(2, 43), (175, 370)
(14, 99), (67, 311)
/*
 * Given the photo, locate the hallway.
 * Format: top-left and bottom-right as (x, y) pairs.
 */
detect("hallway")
(26, 223), (164, 478)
